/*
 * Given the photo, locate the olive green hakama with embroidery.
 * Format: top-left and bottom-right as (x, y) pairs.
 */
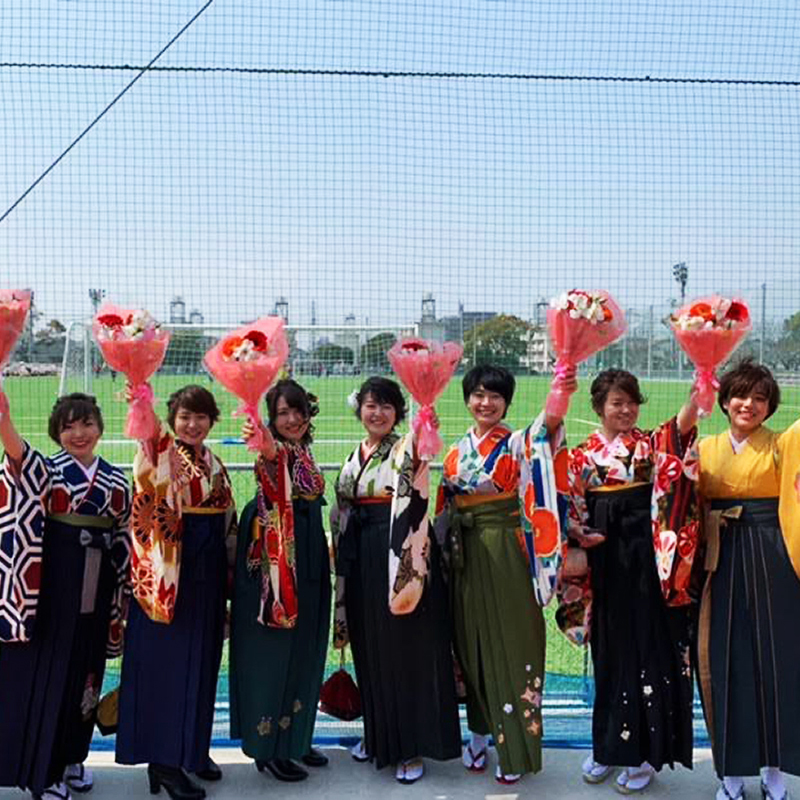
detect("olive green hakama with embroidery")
(449, 495), (546, 776)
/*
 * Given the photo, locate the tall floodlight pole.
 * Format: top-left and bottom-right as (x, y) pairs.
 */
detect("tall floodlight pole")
(760, 282), (766, 363)
(672, 262), (688, 379)
(25, 288), (34, 361)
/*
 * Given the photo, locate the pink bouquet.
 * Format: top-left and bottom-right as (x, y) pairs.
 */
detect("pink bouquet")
(545, 290), (627, 418)
(387, 337), (463, 460)
(0, 290), (31, 385)
(92, 305), (171, 441)
(669, 295), (752, 415)
(203, 316), (289, 452)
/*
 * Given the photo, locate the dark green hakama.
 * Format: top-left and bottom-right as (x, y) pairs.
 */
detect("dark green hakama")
(229, 495), (331, 760)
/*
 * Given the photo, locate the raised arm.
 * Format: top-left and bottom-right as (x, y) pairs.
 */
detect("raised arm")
(676, 390), (701, 436)
(0, 389), (25, 463)
(241, 418), (276, 461)
(124, 383), (162, 461)
(544, 364), (578, 438)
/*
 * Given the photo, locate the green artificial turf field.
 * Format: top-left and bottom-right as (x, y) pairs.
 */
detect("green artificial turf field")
(4, 372), (799, 685)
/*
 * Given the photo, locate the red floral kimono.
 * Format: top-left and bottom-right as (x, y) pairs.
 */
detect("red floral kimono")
(129, 426), (235, 623)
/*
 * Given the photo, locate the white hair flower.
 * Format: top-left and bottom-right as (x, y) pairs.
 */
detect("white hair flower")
(347, 389), (360, 410)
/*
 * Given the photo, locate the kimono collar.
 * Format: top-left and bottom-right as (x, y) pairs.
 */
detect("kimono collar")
(588, 428), (646, 464)
(360, 433), (398, 465)
(728, 429), (749, 455)
(69, 453), (99, 481)
(470, 423), (511, 455)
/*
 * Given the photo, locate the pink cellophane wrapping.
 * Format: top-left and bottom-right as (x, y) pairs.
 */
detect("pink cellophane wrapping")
(92, 304), (171, 441)
(669, 295), (752, 415)
(0, 290), (31, 385)
(545, 291), (627, 418)
(203, 316), (289, 452)
(387, 337), (463, 459)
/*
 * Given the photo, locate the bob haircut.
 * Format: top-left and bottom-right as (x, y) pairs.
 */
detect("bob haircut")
(266, 379), (319, 445)
(48, 393), (104, 445)
(166, 384), (220, 430)
(717, 358), (780, 420)
(590, 369), (647, 416)
(461, 365), (515, 408)
(354, 376), (407, 426)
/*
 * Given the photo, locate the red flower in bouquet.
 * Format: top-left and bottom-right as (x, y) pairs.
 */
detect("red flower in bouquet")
(92, 304), (170, 441)
(0, 290), (31, 384)
(545, 290), (627, 418)
(387, 337), (463, 459)
(669, 295), (752, 416)
(204, 316), (289, 452)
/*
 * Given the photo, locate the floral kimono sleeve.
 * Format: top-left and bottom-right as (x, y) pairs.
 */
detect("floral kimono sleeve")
(248, 450), (297, 629)
(555, 442), (596, 647)
(387, 432), (431, 615)
(510, 413), (570, 607)
(0, 441), (49, 642)
(650, 418), (701, 606)
(329, 489), (351, 649)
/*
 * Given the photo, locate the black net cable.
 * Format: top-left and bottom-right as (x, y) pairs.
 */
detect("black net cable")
(0, 0), (215, 227)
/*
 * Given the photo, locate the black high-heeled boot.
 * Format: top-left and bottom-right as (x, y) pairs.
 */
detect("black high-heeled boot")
(147, 764), (206, 799)
(255, 759), (309, 782)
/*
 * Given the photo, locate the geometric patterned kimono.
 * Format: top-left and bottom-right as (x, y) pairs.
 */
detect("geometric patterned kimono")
(698, 421), (800, 778)
(116, 428), (236, 773)
(0, 442), (130, 795)
(562, 420), (698, 771)
(331, 432), (461, 769)
(437, 413), (568, 777)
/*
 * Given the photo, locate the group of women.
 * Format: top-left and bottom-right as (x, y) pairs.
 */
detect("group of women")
(0, 352), (799, 800)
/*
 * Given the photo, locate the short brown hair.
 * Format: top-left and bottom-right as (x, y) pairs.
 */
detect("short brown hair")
(166, 385), (220, 429)
(48, 393), (104, 445)
(717, 358), (780, 420)
(590, 369), (647, 416)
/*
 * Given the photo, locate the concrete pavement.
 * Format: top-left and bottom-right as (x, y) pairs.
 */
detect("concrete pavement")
(3, 747), (798, 799)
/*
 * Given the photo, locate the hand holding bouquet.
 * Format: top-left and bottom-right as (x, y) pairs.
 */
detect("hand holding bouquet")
(545, 290), (627, 418)
(387, 337), (463, 460)
(92, 305), (170, 440)
(203, 316), (289, 452)
(669, 296), (752, 416)
(0, 290), (31, 386)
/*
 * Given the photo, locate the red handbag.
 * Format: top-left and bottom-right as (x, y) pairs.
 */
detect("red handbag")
(318, 650), (361, 721)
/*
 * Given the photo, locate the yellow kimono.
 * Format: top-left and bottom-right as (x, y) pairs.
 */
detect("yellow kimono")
(699, 421), (800, 578)
(697, 420), (800, 779)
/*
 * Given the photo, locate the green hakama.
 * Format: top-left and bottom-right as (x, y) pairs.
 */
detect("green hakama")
(229, 495), (331, 760)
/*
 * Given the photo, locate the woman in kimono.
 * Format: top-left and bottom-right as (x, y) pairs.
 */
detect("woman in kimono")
(331, 376), (461, 785)
(697, 360), (800, 800)
(0, 391), (130, 800)
(230, 380), (330, 783)
(437, 364), (572, 785)
(116, 385), (236, 800)
(562, 369), (700, 794)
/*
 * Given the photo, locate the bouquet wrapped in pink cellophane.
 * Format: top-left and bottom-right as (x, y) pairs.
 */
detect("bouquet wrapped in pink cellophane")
(387, 337), (463, 460)
(203, 316), (289, 452)
(0, 290), (31, 386)
(92, 305), (171, 440)
(545, 290), (627, 418)
(669, 295), (752, 416)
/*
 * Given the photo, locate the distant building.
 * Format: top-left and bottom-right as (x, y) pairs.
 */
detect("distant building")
(522, 327), (550, 374)
(440, 310), (497, 343)
(169, 297), (186, 324)
(334, 314), (361, 367)
(417, 293), (446, 342)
